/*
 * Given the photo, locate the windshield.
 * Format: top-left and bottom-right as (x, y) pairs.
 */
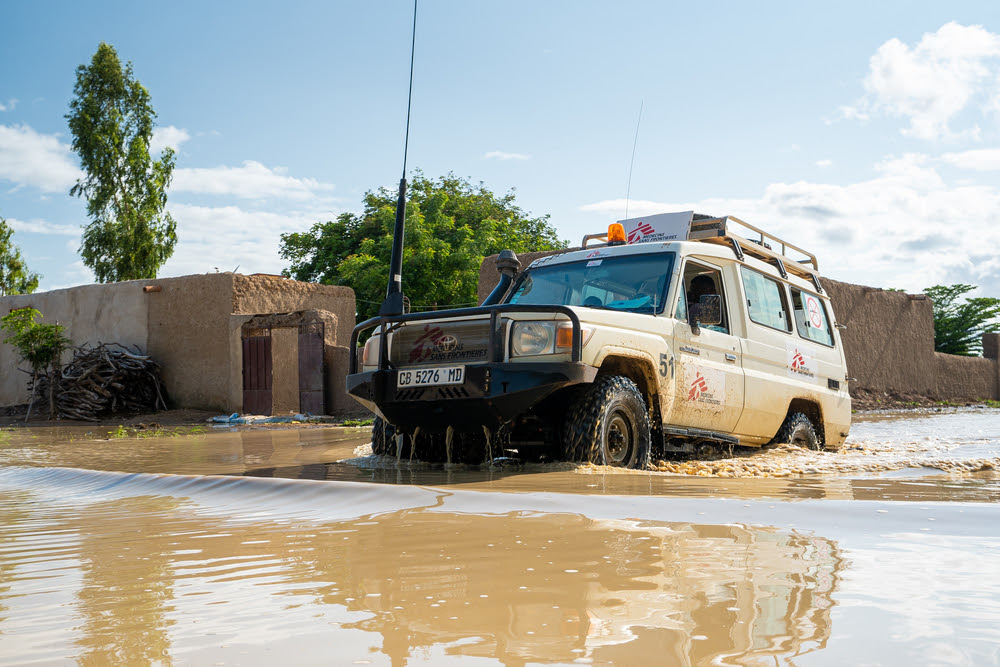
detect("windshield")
(506, 252), (674, 314)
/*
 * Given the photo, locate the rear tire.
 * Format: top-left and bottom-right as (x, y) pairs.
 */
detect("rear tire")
(772, 412), (821, 450)
(562, 375), (651, 469)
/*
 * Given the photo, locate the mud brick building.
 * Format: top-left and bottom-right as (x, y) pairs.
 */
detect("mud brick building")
(0, 273), (357, 415)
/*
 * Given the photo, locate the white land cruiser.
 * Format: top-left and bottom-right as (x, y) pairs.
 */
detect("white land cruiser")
(347, 212), (851, 468)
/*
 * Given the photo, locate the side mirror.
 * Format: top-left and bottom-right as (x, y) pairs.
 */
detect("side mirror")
(689, 294), (722, 333)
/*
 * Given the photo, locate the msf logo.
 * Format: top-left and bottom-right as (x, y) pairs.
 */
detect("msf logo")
(790, 349), (806, 371)
(627, 221), (654, 244)
(409, 325), (446, 363)
(688, 372), (708, 401)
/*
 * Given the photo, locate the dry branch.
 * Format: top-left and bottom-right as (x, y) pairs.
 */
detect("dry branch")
(32, 342), (168, 421)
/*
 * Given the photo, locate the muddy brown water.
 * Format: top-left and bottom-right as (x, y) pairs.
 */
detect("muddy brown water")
(1, 409), (999, 666)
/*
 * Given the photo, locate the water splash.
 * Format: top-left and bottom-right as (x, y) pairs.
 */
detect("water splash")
(409, 427), (421, 462)
(482, 425), (493, 465)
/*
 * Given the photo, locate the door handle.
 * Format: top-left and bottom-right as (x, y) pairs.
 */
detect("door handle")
(725, 353), (737, 362)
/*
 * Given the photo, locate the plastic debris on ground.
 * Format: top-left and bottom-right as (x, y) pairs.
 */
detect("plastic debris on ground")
(209, 412), (316, 425)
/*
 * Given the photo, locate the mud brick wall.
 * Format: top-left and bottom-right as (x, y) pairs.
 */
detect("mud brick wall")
(479, 255), (1000, 401)
(823, 279), (999, 401)
(819, 279), (938, 396)
(1, 274), (357, 413)
(934, 352), (998, 400)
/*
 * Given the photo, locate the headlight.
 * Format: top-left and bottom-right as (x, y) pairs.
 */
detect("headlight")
(362, 335), (380, 366)
(512, 322), (554, 356)
(510, 322), (594, 357)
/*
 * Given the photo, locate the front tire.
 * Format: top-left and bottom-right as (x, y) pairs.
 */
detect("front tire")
(371, 416), (395, 456)
(562, 375), (651, 469)
(772, 412), (821, 450)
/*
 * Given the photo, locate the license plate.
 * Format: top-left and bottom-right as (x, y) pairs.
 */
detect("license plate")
(397, 366), (465, 388)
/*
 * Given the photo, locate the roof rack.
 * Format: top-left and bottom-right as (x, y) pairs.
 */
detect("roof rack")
(688, 215), (819, 273)
(688, 215), (819, 280)
(581, 213), (822, 289)
(581, 231), (611, 247)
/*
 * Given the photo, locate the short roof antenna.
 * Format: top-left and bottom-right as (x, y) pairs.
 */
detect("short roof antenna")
(624, 100), (643, 221)
(380, 0), (418, 316)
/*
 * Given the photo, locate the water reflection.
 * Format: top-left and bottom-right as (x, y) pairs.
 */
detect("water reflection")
(0, 478), (842, 666)
(75, 497), (178, 666)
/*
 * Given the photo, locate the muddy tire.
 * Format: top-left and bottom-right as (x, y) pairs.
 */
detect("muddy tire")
(562, 375), (651, 469)
(371, 417), (395, 456)
(772, 412), (821, 450)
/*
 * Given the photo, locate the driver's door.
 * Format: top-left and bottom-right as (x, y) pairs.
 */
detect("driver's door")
(668, 260), (745, 433)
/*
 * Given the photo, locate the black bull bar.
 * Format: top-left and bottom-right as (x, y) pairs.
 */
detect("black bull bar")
(346, 305), (594, 431)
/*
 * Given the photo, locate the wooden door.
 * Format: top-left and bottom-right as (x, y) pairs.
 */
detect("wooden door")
(242, 329), (272, 415)
(298, 323), (324, 415)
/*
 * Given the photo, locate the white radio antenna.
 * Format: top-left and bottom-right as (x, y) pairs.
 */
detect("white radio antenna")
(624, 100), (643, 220)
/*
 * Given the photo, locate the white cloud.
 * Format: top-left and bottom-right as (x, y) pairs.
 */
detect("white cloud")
(0, 124), (81, 192)
(848, 22), (1000, 140)
(44, 260), (94, 291)
(816, 159), (833, 168)
(150, 125), (191, 154)
(580, 199), (679, 219)
(170, 161), (335, 201)
(483, 150), (531, 161)
(0, 98), (17, 112)
(940, 147), (1000, 170)
(580, 154), (1000, 295)
(161, 203), (332, 277)
(5, 216), (79, 237)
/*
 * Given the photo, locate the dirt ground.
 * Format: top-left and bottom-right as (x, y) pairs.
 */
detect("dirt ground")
(848, 387), (992, 411)
(0, 404), (369, 430)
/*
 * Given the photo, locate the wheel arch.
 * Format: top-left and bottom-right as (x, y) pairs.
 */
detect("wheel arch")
(784, 398), (825, 442)
(595, 351), (661, 423)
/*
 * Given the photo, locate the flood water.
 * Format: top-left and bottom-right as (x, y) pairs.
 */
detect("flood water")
(1, 409), (999, 666)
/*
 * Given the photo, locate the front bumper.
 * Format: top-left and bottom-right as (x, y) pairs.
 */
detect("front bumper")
(347, 361), (597, 432)
(346, 304), (591, 432)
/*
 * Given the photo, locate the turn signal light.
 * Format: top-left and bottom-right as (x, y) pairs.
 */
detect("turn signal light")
(608, 223), (627, 245)
(555, 326), (574, 349)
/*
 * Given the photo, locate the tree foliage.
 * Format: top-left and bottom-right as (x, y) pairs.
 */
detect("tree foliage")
(0, 217), (40, 296)
(1, 308), (71, 420)
(280, 172), (567, 320)
(924, 284), (1000, 356)
(66, 42), (177, 283)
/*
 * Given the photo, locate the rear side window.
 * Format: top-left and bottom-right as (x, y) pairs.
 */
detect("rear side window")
(740, 267), (791, 332)
(791, 288), (834, 346)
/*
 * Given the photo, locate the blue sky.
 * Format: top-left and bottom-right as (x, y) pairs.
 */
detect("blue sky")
(3, 1), (1000, 297)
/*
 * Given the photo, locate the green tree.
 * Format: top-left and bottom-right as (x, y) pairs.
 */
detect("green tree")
(0, 217), (40, 296)
(280, 172), (567, 320)
(1, 308), (71, 421)
(924, 284), (1000, 356)
(66, 42), (177, 283)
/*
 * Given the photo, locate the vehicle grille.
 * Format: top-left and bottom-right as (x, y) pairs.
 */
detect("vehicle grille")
(389, 320), (492, 367)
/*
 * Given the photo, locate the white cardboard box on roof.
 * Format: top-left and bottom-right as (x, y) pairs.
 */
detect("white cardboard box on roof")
(618, 211), (694, 244)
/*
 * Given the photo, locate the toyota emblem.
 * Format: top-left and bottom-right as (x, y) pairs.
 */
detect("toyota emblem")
(436, 334), (459, 353)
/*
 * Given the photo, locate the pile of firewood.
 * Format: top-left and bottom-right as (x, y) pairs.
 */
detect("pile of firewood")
(32, 343), (167, 421)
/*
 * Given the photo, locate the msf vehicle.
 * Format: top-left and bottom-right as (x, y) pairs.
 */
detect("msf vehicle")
(347, 212), (851, 468)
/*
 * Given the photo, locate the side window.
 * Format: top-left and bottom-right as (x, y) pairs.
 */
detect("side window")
(740, 267), (791, 332)
(677, 261), (729, 334)
(791, 288), (834, 346)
